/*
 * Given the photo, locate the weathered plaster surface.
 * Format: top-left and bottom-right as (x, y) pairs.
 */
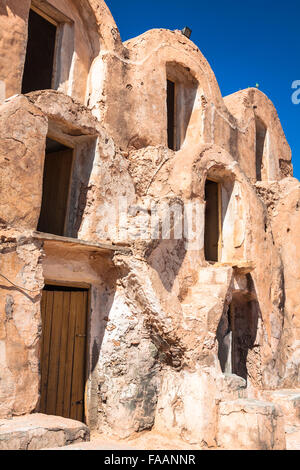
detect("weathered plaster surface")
(0, 0), (299, 450)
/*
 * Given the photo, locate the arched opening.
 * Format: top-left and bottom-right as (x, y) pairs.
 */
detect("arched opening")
(166, 62), (198, 150)
(217, 294), (259, 381)
(255, 117), (268, 181)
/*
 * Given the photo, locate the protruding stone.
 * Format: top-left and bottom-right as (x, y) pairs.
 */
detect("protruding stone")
(0, 414), (90, 450)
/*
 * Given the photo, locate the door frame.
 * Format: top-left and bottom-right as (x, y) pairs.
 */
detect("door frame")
(41, 279), (91, 423)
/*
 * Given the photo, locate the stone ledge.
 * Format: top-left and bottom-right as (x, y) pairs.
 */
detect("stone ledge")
(262, 389), (300, 427)
(0, 414), (90, 450)
(33, 231), (132, 255)
(217, 399), (286, 450)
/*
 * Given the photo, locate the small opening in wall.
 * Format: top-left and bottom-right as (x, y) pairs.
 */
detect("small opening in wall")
(167, 79), (176, 150)
(37, 137), (74, 236)
(255, 117), (267, 181)
(204, 179), (221, 262)
(22, 8), (57, 94)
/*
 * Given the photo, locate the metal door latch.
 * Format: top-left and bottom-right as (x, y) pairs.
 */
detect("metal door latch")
(74, 400), (84, 405)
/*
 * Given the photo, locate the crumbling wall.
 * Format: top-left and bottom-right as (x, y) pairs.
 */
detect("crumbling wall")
(0, 228), (43, 418)
(0, 0), (122, 104)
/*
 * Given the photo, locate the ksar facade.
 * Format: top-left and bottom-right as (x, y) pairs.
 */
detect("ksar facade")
(0, 0), (299, 450)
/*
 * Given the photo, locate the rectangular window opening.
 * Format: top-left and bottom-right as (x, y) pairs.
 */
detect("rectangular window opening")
(37, 137), (74, 237)
(255, 118), (267, 182)
(22, 8), (57, 94)
(204, 179), (221, 262)
(167, 79), (176, 150)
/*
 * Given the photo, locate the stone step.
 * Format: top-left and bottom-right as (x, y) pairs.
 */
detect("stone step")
(217, 399), (286, 450)
(0, 413), (90, 450)
(220, 373), (248, 400)
(182, 285), (227, 310)
(263, 389), (300, 427)
(181, 296), (222, 320)
(285, 425), (300, 450)
(192, 284), (227, 297)
(198, 267), (232, 286)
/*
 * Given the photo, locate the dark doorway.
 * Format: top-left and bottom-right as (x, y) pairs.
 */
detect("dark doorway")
(217, 297), (259, 381)
(22, 9), (57, 94)
(255, 117), (267, 181)
(40, 284), (89, 422)
(231, 299), (258, 380)
(167, 79), (176, 150)
(37, 138), (73, 236)
(204, 179), (221, 262)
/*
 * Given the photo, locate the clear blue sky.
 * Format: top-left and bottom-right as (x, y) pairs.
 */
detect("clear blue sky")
(106, 0), (300, 179)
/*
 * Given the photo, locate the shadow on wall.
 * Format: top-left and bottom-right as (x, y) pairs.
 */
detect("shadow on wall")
(147, 238), (187, 293)
(255, 117), (268, 182)
(0, 4), (8, 15)
(217, 276), (260, 381)
(90, 282), (117, 375)
(146, 199), (189, 293)
(71, 139), (97, 238)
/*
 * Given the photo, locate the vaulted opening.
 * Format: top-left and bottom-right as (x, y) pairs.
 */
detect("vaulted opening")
(22, 8), (57, 94)
(166, 63), (198, 151)
(204, 179), (221, 262)
(255, 117), (267, 181)
(37, 138), (74, 236)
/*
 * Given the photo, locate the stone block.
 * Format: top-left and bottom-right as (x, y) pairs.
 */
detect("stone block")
(0, 414), (90, 450)
(217, 399), (286, 450)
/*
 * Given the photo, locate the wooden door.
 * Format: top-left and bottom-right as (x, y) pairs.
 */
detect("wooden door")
(40, 285), (88, 422)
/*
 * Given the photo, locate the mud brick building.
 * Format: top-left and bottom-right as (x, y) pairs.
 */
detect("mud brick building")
(0, 0), (299, 450)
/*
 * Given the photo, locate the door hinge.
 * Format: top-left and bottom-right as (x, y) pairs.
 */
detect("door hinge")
(76, 334), (86, 338)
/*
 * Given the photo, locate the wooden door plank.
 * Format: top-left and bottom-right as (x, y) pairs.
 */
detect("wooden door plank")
(56, 291), (71, 417)
(46, 290), (64, 415)
(40, 290), (46, 365)
(40, 290), (54, 413)
(76, 290), (88, 422)
(70, 291), (88, 421)
(63, 290), (77, 419)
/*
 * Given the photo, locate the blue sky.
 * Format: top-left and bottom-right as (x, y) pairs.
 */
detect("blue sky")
(106, 0), (300, 179)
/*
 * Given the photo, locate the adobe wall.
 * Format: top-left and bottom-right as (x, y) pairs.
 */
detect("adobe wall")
(0, 0), (298, 450)
(0, 0), (122, 104)
(89, 28), (291, 184)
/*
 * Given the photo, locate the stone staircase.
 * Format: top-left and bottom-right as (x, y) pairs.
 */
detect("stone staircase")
(181, 266), (232, 324)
